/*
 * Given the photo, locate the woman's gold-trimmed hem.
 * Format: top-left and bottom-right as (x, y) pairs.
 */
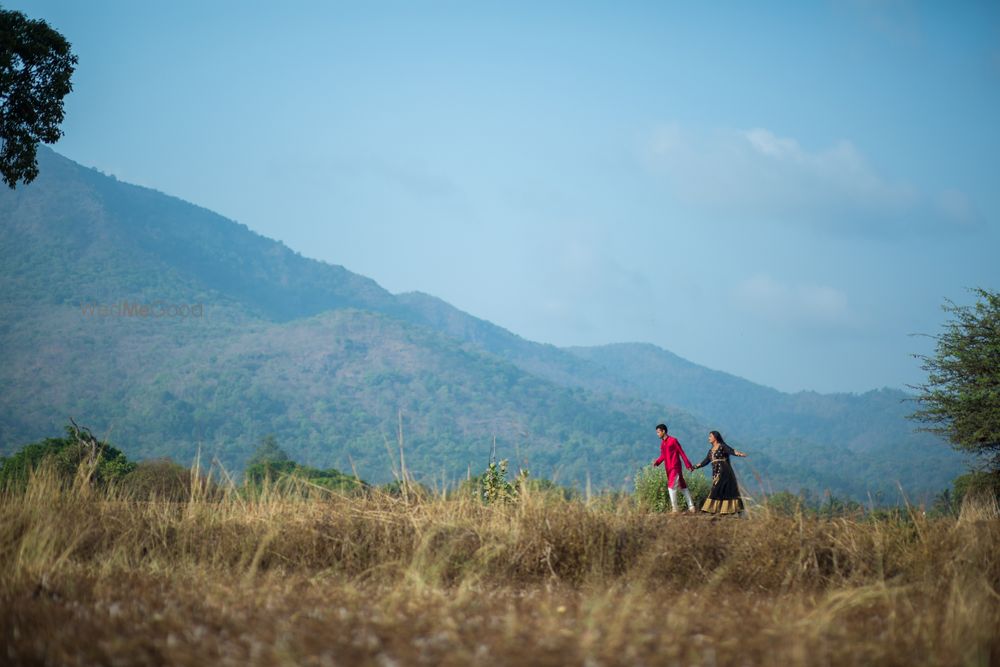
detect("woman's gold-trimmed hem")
(701, 498), (744, 515)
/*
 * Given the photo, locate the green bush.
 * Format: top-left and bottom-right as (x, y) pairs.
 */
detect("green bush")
(633, 465), (668, 511)
(932, 470), (1000, 515)
(954, 470), (1000, 503)
(634, 465), (710, 512)
(0, 423), (135, 491)
(243, 436), (366, 495)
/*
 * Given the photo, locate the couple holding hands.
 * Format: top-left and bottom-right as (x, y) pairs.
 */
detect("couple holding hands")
(652, 423), (747, 515)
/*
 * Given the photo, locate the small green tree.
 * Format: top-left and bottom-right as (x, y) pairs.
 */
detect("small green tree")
(244, 435), (295, 483)
(910, 288), (1000, 472)
(0, 7), (78, 187)
(246, 434), (290, 467)
(476, 459), (527, 505)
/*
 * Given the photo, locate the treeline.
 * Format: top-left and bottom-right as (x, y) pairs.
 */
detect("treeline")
(0, 424), (370, 500)
(2, 423), (996, 516)
(0, 424), (585, 504)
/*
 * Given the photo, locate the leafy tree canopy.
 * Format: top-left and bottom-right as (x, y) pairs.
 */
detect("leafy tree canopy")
(0, 7), (77, 187)
(911, 288), (1000, 471)
(0, 421), (135, 489)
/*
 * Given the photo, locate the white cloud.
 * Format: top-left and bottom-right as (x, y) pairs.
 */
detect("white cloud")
(646, 123), (978, 234)
(745, 128), (800, 158)
(733, 275), (853, 330)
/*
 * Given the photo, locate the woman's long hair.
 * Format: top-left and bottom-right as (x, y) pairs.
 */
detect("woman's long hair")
(710, 430), (728, 447)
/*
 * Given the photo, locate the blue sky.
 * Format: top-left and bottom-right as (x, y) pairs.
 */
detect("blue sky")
(10, 0), (1000, 393)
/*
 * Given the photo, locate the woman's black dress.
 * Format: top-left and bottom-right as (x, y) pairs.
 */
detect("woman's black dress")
(694, 444), (744, 514)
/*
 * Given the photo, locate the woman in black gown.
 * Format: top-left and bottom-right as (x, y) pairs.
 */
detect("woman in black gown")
(691, 431), (747, 514)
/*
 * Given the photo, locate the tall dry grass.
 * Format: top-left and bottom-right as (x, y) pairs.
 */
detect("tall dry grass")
(1, 464), (997, 666)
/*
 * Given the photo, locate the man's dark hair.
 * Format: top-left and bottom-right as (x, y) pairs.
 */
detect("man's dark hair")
(656, 423), (668, 433)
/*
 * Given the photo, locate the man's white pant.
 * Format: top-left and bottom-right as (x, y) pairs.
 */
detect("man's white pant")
(668, 483), (695, 511)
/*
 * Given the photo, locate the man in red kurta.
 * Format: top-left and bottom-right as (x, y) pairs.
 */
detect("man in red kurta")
(653, 423), (696, 512)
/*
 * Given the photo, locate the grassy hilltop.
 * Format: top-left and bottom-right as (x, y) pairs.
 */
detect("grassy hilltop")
(1, 464), (997, 666)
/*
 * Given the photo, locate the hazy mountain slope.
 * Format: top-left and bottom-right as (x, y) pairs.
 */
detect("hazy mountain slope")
(389, 292), (963, 497)
(0, 149), (394, 320)
(567, 343), (964, 495)
(392, 291), (628, 394)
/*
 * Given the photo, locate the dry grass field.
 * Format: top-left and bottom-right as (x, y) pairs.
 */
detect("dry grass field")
(2, 466), (998, 667)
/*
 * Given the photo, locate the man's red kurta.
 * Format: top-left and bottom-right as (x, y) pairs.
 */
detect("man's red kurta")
(654, 435), (693, 489)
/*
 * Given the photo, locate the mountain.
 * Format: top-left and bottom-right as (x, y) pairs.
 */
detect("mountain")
(0, 148), (962, 498)
(0, 149), (713, 488)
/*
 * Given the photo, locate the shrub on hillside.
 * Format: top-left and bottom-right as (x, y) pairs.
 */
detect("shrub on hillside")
(954, 470), (1000, 503)
(634, 465), (710, 512)
(0, 423), (135, 490)
(932, 470), (1000, 516)
(243, 436), (366, 495)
